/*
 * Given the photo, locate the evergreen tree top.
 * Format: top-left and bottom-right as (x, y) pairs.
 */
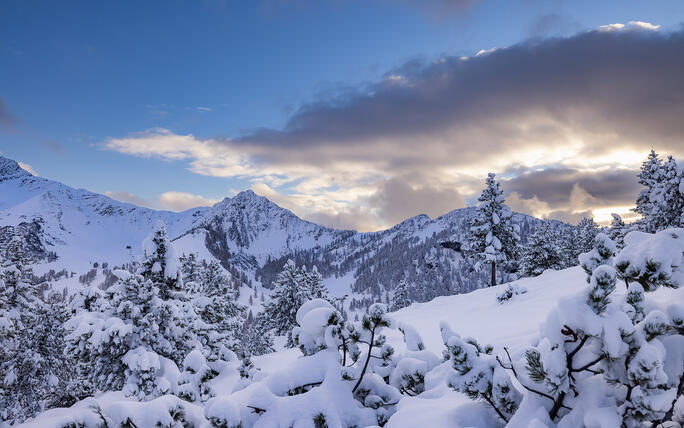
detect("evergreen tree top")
(139, 220), (183, 294)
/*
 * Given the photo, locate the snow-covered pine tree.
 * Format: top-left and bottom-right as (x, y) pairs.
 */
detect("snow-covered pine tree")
(304, 265), (328, 300)
(195, 260), (246, 360)
(180, 252), (203, 293)
(558, 226), (580, 268)
(634, 149), (664, 233)
(240, 312), (274, 356)
(467, 173), (520, 287)
(66, 223), (201, 400)
(519, 223), (564, 277)
(0, 241), (80, 424)
(609, 212), (628, 249)
(261, 259), (311, 347)
(390, 279), (411, 311)
(575, 217), (599, 257)
(656, 155), (683, 230)
(442, 324), (520, 423)
(139, 220), (183, 298)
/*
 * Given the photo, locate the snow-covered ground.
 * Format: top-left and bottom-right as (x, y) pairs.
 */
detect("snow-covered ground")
(21, 260), (682, 428)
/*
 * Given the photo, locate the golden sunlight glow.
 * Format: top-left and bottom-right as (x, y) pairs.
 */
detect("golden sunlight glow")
(591, 205), (641, 225)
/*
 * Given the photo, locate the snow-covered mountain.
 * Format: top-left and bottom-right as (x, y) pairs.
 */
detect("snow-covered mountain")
(0, 156), (343, 270)
(0, 155), (568, 297)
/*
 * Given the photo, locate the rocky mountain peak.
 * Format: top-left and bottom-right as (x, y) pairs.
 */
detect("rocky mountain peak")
(0, 156), (32, 179)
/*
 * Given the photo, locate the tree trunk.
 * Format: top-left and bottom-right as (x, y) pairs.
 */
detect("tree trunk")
(490, 261), (496, 287)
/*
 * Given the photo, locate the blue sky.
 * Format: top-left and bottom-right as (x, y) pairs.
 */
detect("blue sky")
(1, 1), (683, 230)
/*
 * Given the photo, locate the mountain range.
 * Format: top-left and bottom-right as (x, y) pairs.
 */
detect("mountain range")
(0, 155), (570, 300)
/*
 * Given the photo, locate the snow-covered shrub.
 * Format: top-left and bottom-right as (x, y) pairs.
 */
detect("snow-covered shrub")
(615, 228), (684, 291)
(177, 349), (219, 404)
(14, 393), (206, 428)
(348, 304), (395, 389)
(199, 300), (411, 427)
(204, 396), (242, 428)
(441, 322), (520, 423)
(578, 232), (616, 281)
(201, 299), (395, 428)
(499, 228), (684, 427)
(292, 299), (349, 357)
(388, 326), (439, 398)
(496, 283), (527, 303)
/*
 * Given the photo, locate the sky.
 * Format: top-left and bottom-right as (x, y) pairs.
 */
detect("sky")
(1, 0), (683, 231)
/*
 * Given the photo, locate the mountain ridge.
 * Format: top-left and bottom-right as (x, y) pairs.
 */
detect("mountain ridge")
(0, 155), (569, 299)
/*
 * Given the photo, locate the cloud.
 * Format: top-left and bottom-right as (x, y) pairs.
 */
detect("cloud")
(0, 97), (19, 131)
(105, 191), (151, 207)
(104, 24), (683, 231)
(597, 21), (661, 32)
(369, 176), (466, 225)
(17, 162), (37, 176)
(156, 191), (219, 211)
(43, 140), (63, 152)
(503, 167), (641, 208)
(499, 167), (645, 225)
(197, 106), (212, 112)
(105, 189), (219, 212)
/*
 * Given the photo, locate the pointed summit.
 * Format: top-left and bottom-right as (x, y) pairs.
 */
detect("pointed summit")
(0, 156), (32, 179)
(232, 189), (260, 202)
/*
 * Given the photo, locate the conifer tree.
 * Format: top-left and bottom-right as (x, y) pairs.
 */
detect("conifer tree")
(261, 260), (311, 346)
(608, 213), (627, 249)
(519, 223), (564, 277)
(241, 313), (274, 356)
(196, 260), (246, 360)
(139, 220), (183, 298)
(467, 173), (520, 287)
(657, 155), (683, 230)
(180, 252), (203, 292)
(575, 217), (599, 257)
(390, 279), (411, 311)
(634, 149), (664, 233)
(0, 241), (80, 424)
(304, 265), (328, 300)
(66, 222), (201, 400)
(558, 226), (580, 268)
